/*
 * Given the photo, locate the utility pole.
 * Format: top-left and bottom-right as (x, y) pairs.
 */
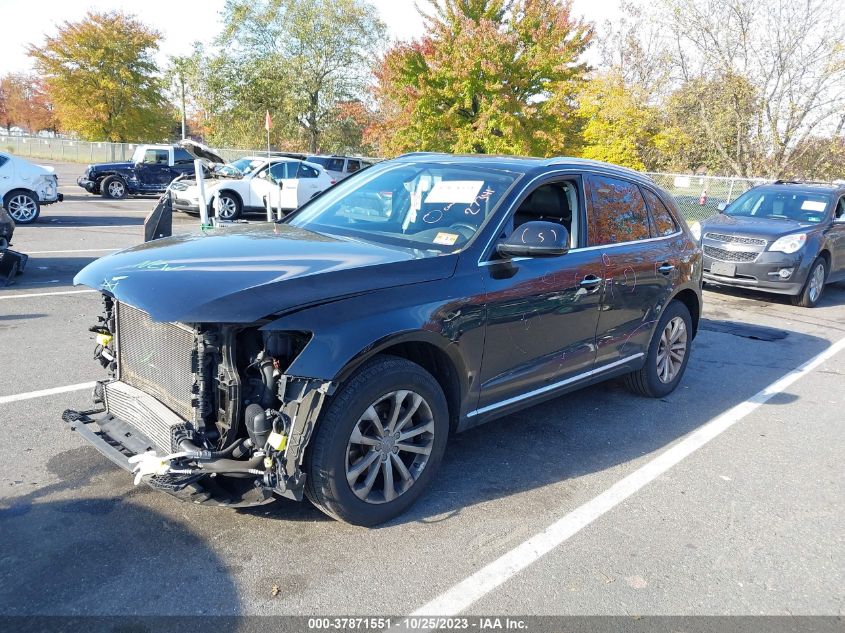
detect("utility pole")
(180, 72), (187, 140)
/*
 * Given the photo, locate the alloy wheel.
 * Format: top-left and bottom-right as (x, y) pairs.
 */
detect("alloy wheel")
(7, 194), (37, 222)
(108, 181), (126, 198)
(345, 390), (435, 504)
(808, 263), (825, 303)
(217, 196), (237, 219)
(656, 316), (688, 384)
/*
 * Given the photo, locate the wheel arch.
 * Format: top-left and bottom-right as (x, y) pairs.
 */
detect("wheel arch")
(338, 336), (464, 432)
(3, 187), (37, 205)
(217, 188), (243, 206)
(670, 287), (701, 338)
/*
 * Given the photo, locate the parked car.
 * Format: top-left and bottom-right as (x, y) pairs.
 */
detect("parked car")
(0, 152), (63, 224)
(76, 141), (224, 199)
(168, 156), (335, 220)
(305, 155), (373, 181)
(63, 154), (702, 526)
(693, 180), (845, 307)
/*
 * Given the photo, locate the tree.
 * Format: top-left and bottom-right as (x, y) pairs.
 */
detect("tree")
(371, 0), (592, 157)
(0, 73), (57, 134)
(217, 0), (386, 152)
(28, 11), (174, 142)
(577, 72), (666, 170)
(660, 0), (845, 178)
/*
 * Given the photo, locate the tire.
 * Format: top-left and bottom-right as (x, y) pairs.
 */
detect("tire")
(624, 300), (693, 398)
(214, 191), (242, 220)
(101, 176), (128, 200)
(305, 355), (449, 526)
(791, 257), (827, 308)
(4, 190), (40, 224)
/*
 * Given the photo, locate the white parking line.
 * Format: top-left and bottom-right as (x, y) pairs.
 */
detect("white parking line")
(0, 381), (96, 405)
(26, 248), (119, 254)
(0, 289), (97, 300)
(410, 335), (845, 618)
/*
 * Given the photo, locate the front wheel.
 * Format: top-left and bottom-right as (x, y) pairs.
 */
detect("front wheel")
(791, 257), (827, 308)
(213, 192), (242, 220)
(101, 176), (128, 200)
(4, 191), (40, 224)
(305, 356), (449, 526)
(624, 300), (692, 398)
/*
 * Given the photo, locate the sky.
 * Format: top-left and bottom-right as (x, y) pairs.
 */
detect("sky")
(0, 0), (623, 75)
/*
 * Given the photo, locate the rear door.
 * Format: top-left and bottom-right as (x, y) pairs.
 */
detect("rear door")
(295, 163), (323, 206)
(585, 174), (679, 366)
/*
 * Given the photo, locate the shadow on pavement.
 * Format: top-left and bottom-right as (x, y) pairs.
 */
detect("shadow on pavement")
(0, 446), (241, 618)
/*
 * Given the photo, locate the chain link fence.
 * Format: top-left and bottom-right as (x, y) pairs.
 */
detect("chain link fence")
(644, 172), (768, 224)
(1, 135), (771, 224)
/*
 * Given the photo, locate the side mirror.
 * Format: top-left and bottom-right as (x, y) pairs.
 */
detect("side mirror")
(496, 221), (570, 258)
(717, 202), (728, 212)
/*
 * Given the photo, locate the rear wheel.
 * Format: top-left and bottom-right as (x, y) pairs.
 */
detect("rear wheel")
(624, 300), (692, 398)
(4, 191), (40, 224)
(305, 355), (449, 526)
(791, 257), (827, 308)
(101, 176), (128, 200)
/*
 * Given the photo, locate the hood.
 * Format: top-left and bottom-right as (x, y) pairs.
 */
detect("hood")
(179, 140), (225, 165)
(702, 213), (819, 238)
(90, 161), (134, 172)
(74, 223), (458, 323)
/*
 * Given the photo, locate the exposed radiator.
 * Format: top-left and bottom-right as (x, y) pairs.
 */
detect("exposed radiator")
(103, 381), (189, 453)
(116, 302), (196, 422)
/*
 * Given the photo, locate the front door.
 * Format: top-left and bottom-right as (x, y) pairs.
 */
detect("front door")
(250, 162), (299, 211)
(136, 148), (172, 190)
(477, 178), (604, 413)
(584, 174), (677, 366)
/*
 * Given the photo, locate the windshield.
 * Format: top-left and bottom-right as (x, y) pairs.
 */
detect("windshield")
(222, 158), (264, 176)
(724, 188), (832, 223)
(286, 162), (521, 253)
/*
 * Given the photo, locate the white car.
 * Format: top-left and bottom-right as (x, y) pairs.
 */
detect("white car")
(169, 156), (335, 220)
(0, 152), (63, 224)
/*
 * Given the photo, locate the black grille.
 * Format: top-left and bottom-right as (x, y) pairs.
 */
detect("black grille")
(704, 245), (760, 263)
(705, 232), (766, 246)
(116, 303), (196, 421)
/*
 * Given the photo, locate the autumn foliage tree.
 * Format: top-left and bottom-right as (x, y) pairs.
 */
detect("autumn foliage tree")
(0, 73), (57, 134)
(28, 11), (173, 142)
(372, 0), (592, 157)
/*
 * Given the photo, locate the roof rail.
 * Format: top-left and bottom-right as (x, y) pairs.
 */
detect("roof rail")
(772, 179), (837, 187)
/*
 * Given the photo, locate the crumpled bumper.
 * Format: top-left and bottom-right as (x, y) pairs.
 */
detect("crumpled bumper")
(61, 407), (276, 508)
(76, 177), (96, 193)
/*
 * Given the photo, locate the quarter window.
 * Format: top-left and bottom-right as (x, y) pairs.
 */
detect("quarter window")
(0, 155), (8, 169)
(347, 160), (361, 173)
(585, 175), (651, 246)
(642, 187), (678, 237)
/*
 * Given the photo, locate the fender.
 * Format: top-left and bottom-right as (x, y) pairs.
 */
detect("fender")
(260, 275), (488, 409)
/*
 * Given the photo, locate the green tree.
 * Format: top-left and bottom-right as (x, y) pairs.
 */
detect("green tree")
(28, 11), (173, 142)
(576, 72), (665, 170)
(372, 0), (592, 157)
(215, 0), (386, 152)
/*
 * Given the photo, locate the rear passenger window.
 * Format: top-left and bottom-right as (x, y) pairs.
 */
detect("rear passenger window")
(299, 164), (318, 179)
(326, 158), (345, 171)
(585, 175), (651, 246)
(642, 187), (678, 237)
(347, 160), (361, 173)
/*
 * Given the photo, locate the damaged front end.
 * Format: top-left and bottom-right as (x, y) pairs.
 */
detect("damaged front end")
(63, 296), (332, 507)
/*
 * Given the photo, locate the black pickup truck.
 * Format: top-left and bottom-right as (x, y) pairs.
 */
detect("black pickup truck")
(76, 142), (224, 199)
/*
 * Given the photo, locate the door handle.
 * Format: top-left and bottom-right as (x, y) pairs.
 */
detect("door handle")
(658, 263), (675, 275)
(579, 275), (603, 291)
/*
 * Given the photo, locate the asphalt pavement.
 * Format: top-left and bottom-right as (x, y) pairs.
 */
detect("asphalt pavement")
(0, 161), (842, 624)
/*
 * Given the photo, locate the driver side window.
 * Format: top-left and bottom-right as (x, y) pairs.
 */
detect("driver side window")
(836, 197), (845, 219)
(508, 180), (580, 248)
